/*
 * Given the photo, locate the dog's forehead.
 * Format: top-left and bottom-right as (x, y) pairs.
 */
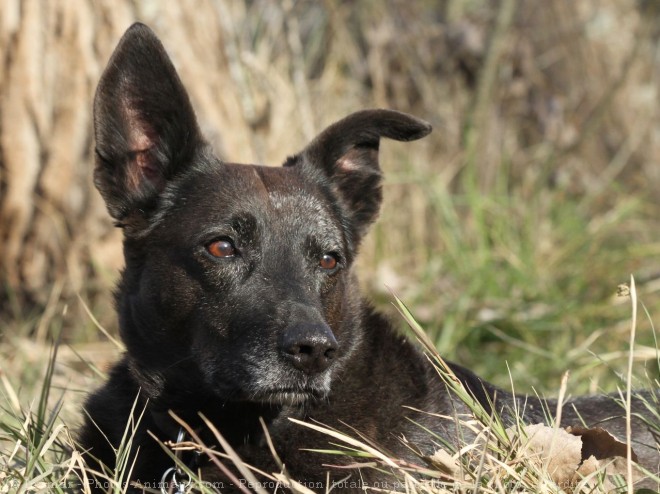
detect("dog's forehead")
(178, 162), (335, 230)
(230, 163), (324, 211)
(255, 166), (329, 214)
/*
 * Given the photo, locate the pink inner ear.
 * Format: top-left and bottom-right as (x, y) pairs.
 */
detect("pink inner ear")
(125, 105), (156, 151)
(336, 147), (378, 173)
(123, 106), (161, 190)
(124, 148), (158, 191)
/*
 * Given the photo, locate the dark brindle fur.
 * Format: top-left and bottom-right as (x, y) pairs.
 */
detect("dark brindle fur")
(80, 23), (659, 492)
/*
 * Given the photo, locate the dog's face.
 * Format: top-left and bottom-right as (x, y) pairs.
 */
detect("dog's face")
(94, 23), (430, 407)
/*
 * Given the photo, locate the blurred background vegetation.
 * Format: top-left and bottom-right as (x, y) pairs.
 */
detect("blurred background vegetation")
(1, 0), (659, 429)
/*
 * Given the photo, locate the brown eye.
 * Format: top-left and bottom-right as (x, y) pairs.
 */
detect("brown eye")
(319, 253), (338, 270)
(207, 239), (237, 258)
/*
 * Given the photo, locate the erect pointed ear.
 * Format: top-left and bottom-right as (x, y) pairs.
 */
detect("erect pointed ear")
(287, 109), (431, 240)
(93, 23), (204, 226)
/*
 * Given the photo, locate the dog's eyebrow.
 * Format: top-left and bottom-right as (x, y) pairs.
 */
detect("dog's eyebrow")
(191, 225), (235, 243)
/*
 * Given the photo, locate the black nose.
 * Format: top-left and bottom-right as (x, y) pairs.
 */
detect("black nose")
(280, 324), (338, 374)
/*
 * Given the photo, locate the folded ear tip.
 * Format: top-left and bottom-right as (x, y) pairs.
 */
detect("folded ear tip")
(362, 108), (432, 142)
(408, 119), (433, 140)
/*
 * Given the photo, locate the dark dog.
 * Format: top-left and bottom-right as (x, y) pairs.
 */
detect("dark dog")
(80, 23), (658, 492)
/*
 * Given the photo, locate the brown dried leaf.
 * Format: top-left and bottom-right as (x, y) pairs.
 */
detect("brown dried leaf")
(574, 455), (645, 491)
(575, 455), (601, 481)
(566, 426), (638, 462)
(508, 423), (582, 486)
(509, 424), (646, 491)
(426, 448), (460, 477)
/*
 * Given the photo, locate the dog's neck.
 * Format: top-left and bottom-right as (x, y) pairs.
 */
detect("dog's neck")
(148, 398), (285, 447)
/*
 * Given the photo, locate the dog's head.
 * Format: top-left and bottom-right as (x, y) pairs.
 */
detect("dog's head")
(94, 23), (431, 407)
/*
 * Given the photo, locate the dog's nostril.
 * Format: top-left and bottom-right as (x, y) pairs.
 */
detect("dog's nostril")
(280, 324), (338, 374)
(287, 344), (315, 356)
(298, 344), (314, 356)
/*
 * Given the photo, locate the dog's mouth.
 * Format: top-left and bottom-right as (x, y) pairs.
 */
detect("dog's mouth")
(204, 356), (334, 406)
(252, 387), (327, 406)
